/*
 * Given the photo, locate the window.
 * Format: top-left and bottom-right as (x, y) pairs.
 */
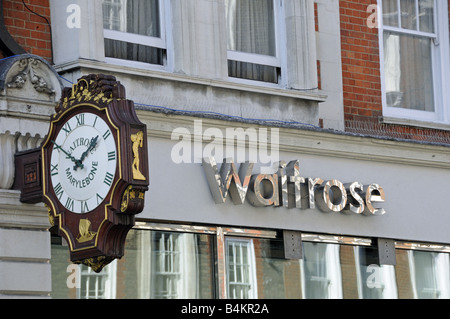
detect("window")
(408, 250), (450, 299)
(354, 247), (398, 299)
(151, 232), (202, 299)
(152, 232), (182, 298)
(102, 0), (166, 66)
(77, 261), (117, 299)
(140, 231), (211, 299)
(301, 242), (343, 299)
(50, 225), (450, 299)
(226, 239), (258, 298)
(380, 0), (449, 123)
(225, 0), (281, 84)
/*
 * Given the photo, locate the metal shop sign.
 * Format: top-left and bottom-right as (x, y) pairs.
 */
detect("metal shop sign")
(203, 157), (386, 216)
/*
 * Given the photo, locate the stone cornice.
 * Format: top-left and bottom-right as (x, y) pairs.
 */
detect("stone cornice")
(54, 59), (327, 103)
(137, 110), (450, 170)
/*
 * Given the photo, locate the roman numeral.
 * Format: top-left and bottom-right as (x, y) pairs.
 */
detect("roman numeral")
(104, 172), (114, 186)
(54, 183), (64, 200)
(103, 130), (111, 140)
(80, 201), (89, 214)
(51, 164), (58, 176)
(62, 122), (72, 136)
(93, 116), (98, 128)
(96, 194), (104, 205)
(65, 197), (74, 211)
(76, 114), (85, 127)
(108, 151), (116, 161)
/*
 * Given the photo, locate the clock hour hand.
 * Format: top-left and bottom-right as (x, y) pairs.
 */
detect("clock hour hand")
(50, 140), (84, 170)
(78, 135), (99, 167)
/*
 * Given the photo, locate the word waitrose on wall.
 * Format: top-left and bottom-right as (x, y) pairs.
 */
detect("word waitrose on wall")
(203, 158), (386, 216)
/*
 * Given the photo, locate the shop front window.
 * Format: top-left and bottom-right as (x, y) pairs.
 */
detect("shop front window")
(354, 246), (398, 299)
(50, 225), (450, 299)
(226, 239), (257, 299)
(408, 250), (450, 299)
(301, 243), (342, 299)
(150, 232), (201, 298)
(78, 262), (117, 299)
(51, 229), (215, 299)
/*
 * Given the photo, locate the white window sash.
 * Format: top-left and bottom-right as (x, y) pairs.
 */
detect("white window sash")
(104, 29), (166, 49)
(227, 50), (281, 68)
(382, 25), (437, 39)
(378, 0), (448, 124)
(226, 0), (283, 71)
(382, 0), (437, 34)
(102, 0), (168, 66)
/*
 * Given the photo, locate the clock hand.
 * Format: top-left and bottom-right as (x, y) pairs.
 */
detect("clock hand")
(77, 135), (99, 169)
(50, 140), (84, 170)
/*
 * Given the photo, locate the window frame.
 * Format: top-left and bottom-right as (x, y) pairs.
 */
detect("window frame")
(225, 238), (258, 299)
(378, 0), (450, 125)
(76, 260), (117, 299)
(102, 0), (169, 70)
(225, 0), (285, 86)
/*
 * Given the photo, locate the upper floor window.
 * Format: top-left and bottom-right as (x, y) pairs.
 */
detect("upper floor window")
(380, 0), (449, 124)
(225, 0), (281, 84)
(102, 0), (166, 66)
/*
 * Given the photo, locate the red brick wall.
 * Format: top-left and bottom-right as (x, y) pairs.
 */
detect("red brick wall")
(340, 0), (382, 124)
(2, 0), (52, 63)
(339, 0), (450, 143)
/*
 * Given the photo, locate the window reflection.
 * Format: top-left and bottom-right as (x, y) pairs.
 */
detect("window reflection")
(78, 261), (117, 299)
(50, 229), (450, 299)
(408, 251), (450, 299)
(301, 243), (342, 299)
(226, 239), (257, 299)
(354, 247), (397, 299)
(134, 230), (214, 299)
(51, 230), (215, 299)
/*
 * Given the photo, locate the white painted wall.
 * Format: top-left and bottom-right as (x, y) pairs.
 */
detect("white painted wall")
(315, 0), (345, 130)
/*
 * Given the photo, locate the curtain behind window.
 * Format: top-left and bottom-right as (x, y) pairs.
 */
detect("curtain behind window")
(136, 231), (199, 299)
(302, 243), (343, 299)
(103, 0), (164, 65)
(226, 0), (278, 83)
(382, 0), (435, 112)
(383, 33), (434, 112)
(226, 0), (275, 56)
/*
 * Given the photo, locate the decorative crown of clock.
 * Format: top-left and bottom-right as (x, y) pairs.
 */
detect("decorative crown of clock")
(41, 74), (149, 272)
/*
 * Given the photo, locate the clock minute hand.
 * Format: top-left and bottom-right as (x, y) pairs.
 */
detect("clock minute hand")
(51, 140), (84, 170)
(79, 135), (99, 164)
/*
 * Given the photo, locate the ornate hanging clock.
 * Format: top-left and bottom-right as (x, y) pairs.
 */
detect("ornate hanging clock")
(41, 74), (149, 272)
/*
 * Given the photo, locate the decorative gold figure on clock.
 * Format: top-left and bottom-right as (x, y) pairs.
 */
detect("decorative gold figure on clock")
(131, 131), (146, 181)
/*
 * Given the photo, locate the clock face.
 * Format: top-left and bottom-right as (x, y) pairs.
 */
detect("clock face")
(50, 112), (118, 214)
